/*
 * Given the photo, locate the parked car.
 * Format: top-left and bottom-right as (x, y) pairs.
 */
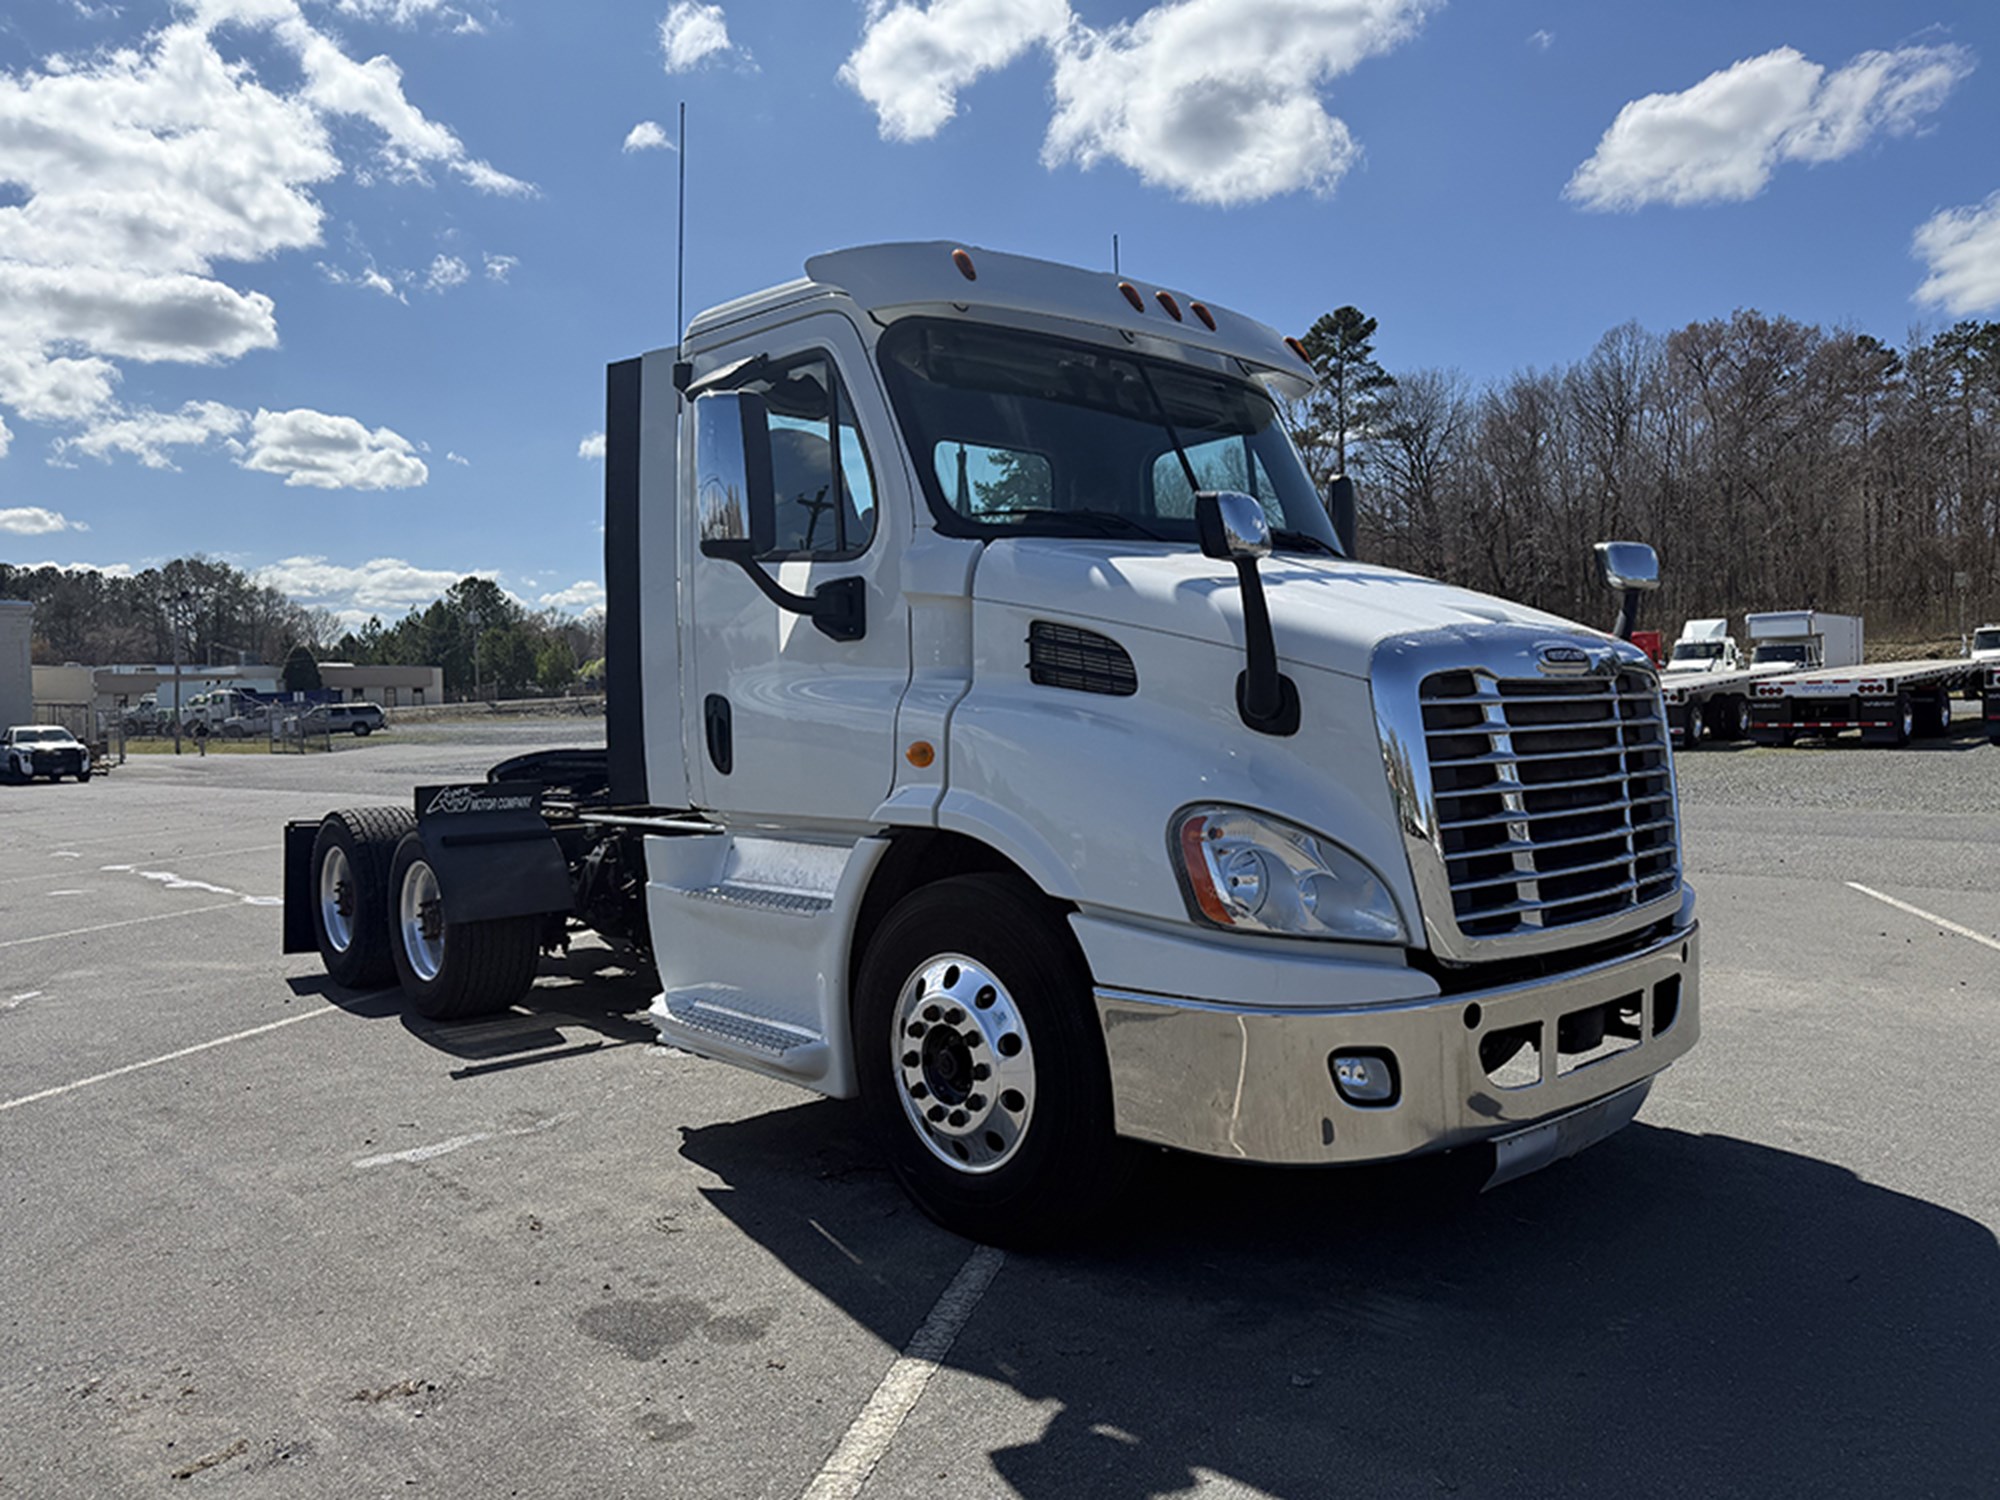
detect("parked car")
(2, 725), (92, 782)
(220, 706), (281, 738)
(300, 702), (387, 736)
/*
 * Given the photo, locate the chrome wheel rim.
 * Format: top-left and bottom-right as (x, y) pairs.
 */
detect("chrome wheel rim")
(399, 858), (445, 983)
(319, 846), (355, 954)
(892, 954), (1036, 1175)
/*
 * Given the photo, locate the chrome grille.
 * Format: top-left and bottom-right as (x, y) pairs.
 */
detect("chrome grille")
(1418, 667), (1679, 942)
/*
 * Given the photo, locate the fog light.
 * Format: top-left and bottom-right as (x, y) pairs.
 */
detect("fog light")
(1331, 1050), (1399, 1106)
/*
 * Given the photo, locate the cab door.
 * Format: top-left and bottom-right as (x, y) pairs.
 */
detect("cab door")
(685, 314), (911, 826)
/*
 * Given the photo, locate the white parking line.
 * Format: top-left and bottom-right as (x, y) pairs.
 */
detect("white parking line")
(0, 1007), (338, 1113)
(1847, 882), (2000, 954)
(0, 901), (245, 950)
(800, 1244), (1005, 1500)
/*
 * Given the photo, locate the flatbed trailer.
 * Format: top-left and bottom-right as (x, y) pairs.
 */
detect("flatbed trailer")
(1659, 667), (1783, 747)
(1746, 659), (1981, 746)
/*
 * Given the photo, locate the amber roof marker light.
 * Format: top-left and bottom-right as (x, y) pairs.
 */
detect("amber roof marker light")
(1285, 335), (1314, 366)
(1155, 290), (1184, 321)
(1118, 281), (1145, 312)
(1189, 301), (1217, 330)
(951, 248), (977, 281)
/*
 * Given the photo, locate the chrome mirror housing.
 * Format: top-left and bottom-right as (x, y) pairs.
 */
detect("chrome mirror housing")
(694, 391), (771, 552)
(1196, 490), (1273, 562)
(1594, 541), (1660, 593)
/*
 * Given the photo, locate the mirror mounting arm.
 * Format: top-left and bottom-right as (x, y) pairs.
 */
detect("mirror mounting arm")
(1196, 491), (1300, 737)
(699, 539), (866, 642)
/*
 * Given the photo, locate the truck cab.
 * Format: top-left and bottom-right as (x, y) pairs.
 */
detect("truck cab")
(616, 244), (1697, 1235)
(291, 242), (1699, 1243)
(1665, 619), (1744, 673)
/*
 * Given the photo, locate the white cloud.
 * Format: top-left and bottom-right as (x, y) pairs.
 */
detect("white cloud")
(842, 0), (1434, 205)
(55, 400), (247, 470)
(0, 3), (525, 433)
(445, 450), (470, 465)
(624, 119), (673, 152)
(424, 253), (471, 291)
(539, 579), (606, 611)
(1567, 44), (1973, 211)
(1914, 191), (2000, 316)
(257, 553), (483, 613)
(333, 0), (489, 30)
(841, 0), (1069, 141)
(660, 2), (736, 71)
(321, 260), (407, 301)
(239, 407), (429, 489)
(0, 412), (9, 458)
(483, 252), (518, 282)
(578, 431), (606, 460)
(0, 506), (85, 535)
(1528, 29), (1553, 52)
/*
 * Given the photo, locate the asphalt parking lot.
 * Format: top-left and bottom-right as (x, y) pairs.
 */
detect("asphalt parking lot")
(3, 720), (1997, 1498)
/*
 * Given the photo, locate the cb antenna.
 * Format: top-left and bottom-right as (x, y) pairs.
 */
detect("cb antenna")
(675, 100), (687, 353)
(1112, 232), (1120, 275)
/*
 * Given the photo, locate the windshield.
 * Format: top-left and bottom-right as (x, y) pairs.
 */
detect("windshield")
(1752, 643), (1810, 666)
(14, 728), (68, 743)
(877, 318), (1342, 554)
(1974, 629), (2000, 652)
(1671, 641), (1722, 662)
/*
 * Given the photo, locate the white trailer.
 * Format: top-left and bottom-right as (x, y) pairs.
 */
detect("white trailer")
(281, 242), (1700, 1244)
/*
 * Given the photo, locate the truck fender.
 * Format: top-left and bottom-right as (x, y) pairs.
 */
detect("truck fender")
(412, 781), (574, 924)
(934, 789), (1084, 902)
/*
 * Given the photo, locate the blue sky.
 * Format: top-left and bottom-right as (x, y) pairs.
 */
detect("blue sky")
(2, 0), (1997, 628)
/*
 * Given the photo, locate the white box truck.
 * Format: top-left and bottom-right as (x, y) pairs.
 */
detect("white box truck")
(283, 243), (1699, 1243)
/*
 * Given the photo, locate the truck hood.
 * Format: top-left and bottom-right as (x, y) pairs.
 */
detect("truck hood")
(971, 539), (1601, 679)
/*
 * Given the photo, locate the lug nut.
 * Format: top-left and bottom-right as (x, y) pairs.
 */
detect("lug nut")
(907, 1021), (926, 1038)
(972, 1063), (990, 1081)
(944, 1007), (964, 1026)
(927, 1105), (946, 1122)
(922, 1004), (941, 1022)
(966, 1093), (986, 1111)
(903, 1051), (919, 1067)
(948, 1110), (967, 1127)
(909, 1082), (929, 1100)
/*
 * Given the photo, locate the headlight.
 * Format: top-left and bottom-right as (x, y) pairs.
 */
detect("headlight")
(1171, 805), (1407, 944)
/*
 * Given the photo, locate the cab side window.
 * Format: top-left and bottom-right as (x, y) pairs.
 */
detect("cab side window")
(744, 355), (878, 560)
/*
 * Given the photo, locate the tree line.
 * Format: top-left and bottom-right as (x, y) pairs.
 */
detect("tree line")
(0, 559), (606, 700)
(1289, 311), (2000, 642)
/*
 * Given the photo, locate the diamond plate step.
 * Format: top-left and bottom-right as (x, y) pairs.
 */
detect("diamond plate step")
(649, 989), (825, 1060)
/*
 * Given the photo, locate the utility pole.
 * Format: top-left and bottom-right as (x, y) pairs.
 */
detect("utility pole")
(170, 589), (191, 755)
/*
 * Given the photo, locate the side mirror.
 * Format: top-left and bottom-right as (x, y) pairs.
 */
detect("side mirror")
(1195, 491), (1272, 561)
(694, 391), (774, 557)
(1594, 541), (1660, 593)
(1327, 474), (1358, 558)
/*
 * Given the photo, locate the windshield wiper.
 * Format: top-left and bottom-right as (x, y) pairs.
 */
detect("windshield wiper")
(977, 508), (1170, 542)
(1268, 527), (1340, 556)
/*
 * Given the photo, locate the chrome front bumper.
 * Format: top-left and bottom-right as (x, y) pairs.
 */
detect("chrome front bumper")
(1095, 920), (1698, 1167)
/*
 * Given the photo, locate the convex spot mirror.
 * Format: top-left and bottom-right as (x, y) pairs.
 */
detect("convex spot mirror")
(695, 390), (775, 558)
(1195, 491), (1272, 561)
(1594, 540), (1660, 593)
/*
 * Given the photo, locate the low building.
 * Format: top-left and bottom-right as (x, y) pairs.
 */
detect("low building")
(33, 660), (445, 716)
(318, 663), (444, 709)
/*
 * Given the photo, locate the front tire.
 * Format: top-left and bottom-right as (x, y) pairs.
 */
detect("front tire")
(855, 874), (1128, 1247)
(311, 807), (414, 989)
(387, 831), (540, 1020)
(1682, 701), (1705, 750)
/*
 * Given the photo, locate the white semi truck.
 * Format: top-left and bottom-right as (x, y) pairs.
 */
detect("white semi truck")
(282, 243), (1699, 1243)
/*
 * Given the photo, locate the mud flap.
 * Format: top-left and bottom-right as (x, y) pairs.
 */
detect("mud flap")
(413, 782), (573, 925)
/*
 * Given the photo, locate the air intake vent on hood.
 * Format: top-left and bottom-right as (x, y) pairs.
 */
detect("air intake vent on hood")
(1027, 621), (1137, 697)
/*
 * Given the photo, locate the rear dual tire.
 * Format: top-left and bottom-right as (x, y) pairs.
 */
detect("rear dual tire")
(310, 807), (415, 989)
(386, 831), (540, 1020)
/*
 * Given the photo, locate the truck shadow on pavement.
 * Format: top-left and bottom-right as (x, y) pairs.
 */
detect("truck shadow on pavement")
(289, 944), (658, 1072)
(681, 1101), (2000, 1499)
